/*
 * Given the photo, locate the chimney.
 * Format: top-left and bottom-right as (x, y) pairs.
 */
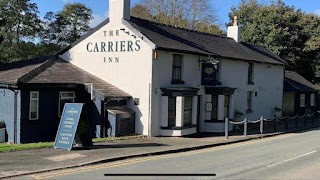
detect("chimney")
(227, 16), (240, 42)
(109, 0), (131, 22)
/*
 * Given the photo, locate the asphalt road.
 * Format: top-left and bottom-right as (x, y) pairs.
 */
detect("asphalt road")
(16, 129), (320, 179)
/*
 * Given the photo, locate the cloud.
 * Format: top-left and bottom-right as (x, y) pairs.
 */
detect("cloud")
(89, 11), (108, 28)
(315, 9), (320, 16)
(62, 0), (71, 4)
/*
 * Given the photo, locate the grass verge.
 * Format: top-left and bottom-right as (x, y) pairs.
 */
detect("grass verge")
(0, 135), (146, 153)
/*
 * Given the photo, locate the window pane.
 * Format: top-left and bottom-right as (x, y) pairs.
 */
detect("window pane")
(247, 92), (252, 111)
(172, 68), (181, 80)
(30, 100), (37, 113)
(168, 97), (176, 127)
(224, 95), (230, 118)
(211, 95), (217, 120)
(184, 97), (192, 126)
(300, 94), (305, 107)
(173, 55), (182, 67)
(60, 92), (75, 98)
(311, 94), (315, 106)
(248, 63), (253, 83)
(60, 99), (74, 116)
(31, 92), (38, 99)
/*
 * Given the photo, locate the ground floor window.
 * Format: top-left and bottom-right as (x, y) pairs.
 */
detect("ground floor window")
(247, 91), (253, 112)
(211, 95), (218, 120)
(29, 91), (39, 120)
(311, 93), (315, 106)
(184, 97), (192, 126)
(300, 94), (305, 107)
(168, 97), (176, 127)
(59, 92), (75, 117)
(224, 95), (230, 118)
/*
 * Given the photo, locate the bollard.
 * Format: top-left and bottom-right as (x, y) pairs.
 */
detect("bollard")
(312, 114), (314, 125)
(260, 116), (263, 134)
(244, 118), (247, 137)
(225, 118), (228, 139)
(295, 115), (298, 129)
(285, 116), (288, 130)
(274, 115), (277, 132)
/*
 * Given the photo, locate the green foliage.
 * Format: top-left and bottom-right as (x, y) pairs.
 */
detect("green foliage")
(131, 0), (225, 36)
(41, 3), (93, 47)
(229, 0), (320, 82)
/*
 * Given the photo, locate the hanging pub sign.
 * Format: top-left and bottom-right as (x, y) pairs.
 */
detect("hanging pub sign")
(201, 63), (218, 86)
(54, 103), (83, 151)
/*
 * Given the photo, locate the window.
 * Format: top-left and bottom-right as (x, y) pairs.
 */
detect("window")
(224, 95), (230, 118)
(172, 54), (183, 83)
(300, 94), (305, 107)
(211, 95), (218, 120)
(29, 91), (39, 120)
(247, 91), (253, 112)
(168, 97), (176, 127)
(59, 92), (75, 117)
(184, 97), (192, 126)
(248, 63), (254, 84)
(311, 94), (316, 106)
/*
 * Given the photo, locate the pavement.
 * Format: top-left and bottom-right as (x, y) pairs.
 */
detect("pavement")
(0, 120), (319, 179)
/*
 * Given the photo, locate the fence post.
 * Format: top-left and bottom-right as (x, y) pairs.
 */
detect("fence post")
(244, 118), (247, 137)
(295, 115), (298, 129)
(225, 118), (228, 139)
(285, 116), (288, 130)
(274, 115), (277, 132)
(260, 116), (263, 134)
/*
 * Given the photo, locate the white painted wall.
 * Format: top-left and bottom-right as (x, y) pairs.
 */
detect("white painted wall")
(220, 59), (284, 120)
(59, 20), (155, 136)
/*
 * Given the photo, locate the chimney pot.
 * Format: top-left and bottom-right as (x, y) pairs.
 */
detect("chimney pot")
(233, 16), (238, 26)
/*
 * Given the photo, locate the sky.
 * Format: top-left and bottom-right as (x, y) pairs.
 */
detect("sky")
(31, 0), (320, 29)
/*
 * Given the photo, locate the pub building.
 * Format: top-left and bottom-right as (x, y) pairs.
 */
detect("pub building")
(0, 0), (287, 143)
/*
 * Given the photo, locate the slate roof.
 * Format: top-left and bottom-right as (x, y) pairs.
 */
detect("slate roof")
(284, 71), (318, 92)
(0, 56), (131, 98)
(128, 17), (286, 65)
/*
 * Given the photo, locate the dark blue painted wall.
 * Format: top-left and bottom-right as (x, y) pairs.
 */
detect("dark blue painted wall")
(20, 87), (103, 143)
(294, 91), (318, 115)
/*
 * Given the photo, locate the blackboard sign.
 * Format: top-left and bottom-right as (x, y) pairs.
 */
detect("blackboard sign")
(54, 103), (83, 151)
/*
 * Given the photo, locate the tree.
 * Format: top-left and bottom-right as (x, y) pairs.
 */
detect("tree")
(131, 0), (224, 36)
(229, 0), (320, 82)
(41, 3), (93, 47)
(0, 0), (42, 62)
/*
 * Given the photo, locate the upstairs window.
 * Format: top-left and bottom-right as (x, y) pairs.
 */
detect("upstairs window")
(29, 91), (39, 120)
(248, 63), (254, 84)
(59, 92), (75, 117)
(172, 54), (183, 84)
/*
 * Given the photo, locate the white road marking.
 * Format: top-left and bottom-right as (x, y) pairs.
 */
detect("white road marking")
(267, 150), (317, 167)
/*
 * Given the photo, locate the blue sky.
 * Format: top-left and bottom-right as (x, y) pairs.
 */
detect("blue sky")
(31, 0), (320, 29)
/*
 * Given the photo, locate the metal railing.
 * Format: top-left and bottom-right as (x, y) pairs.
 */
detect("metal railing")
(225, 111), (316, 139)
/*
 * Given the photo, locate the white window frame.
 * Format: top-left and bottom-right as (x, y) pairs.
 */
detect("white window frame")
(310, 93), (316, 106)
(29, 91), (39, 120)
(59, 91), (75, 117)
(300, 94), (306, 107)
